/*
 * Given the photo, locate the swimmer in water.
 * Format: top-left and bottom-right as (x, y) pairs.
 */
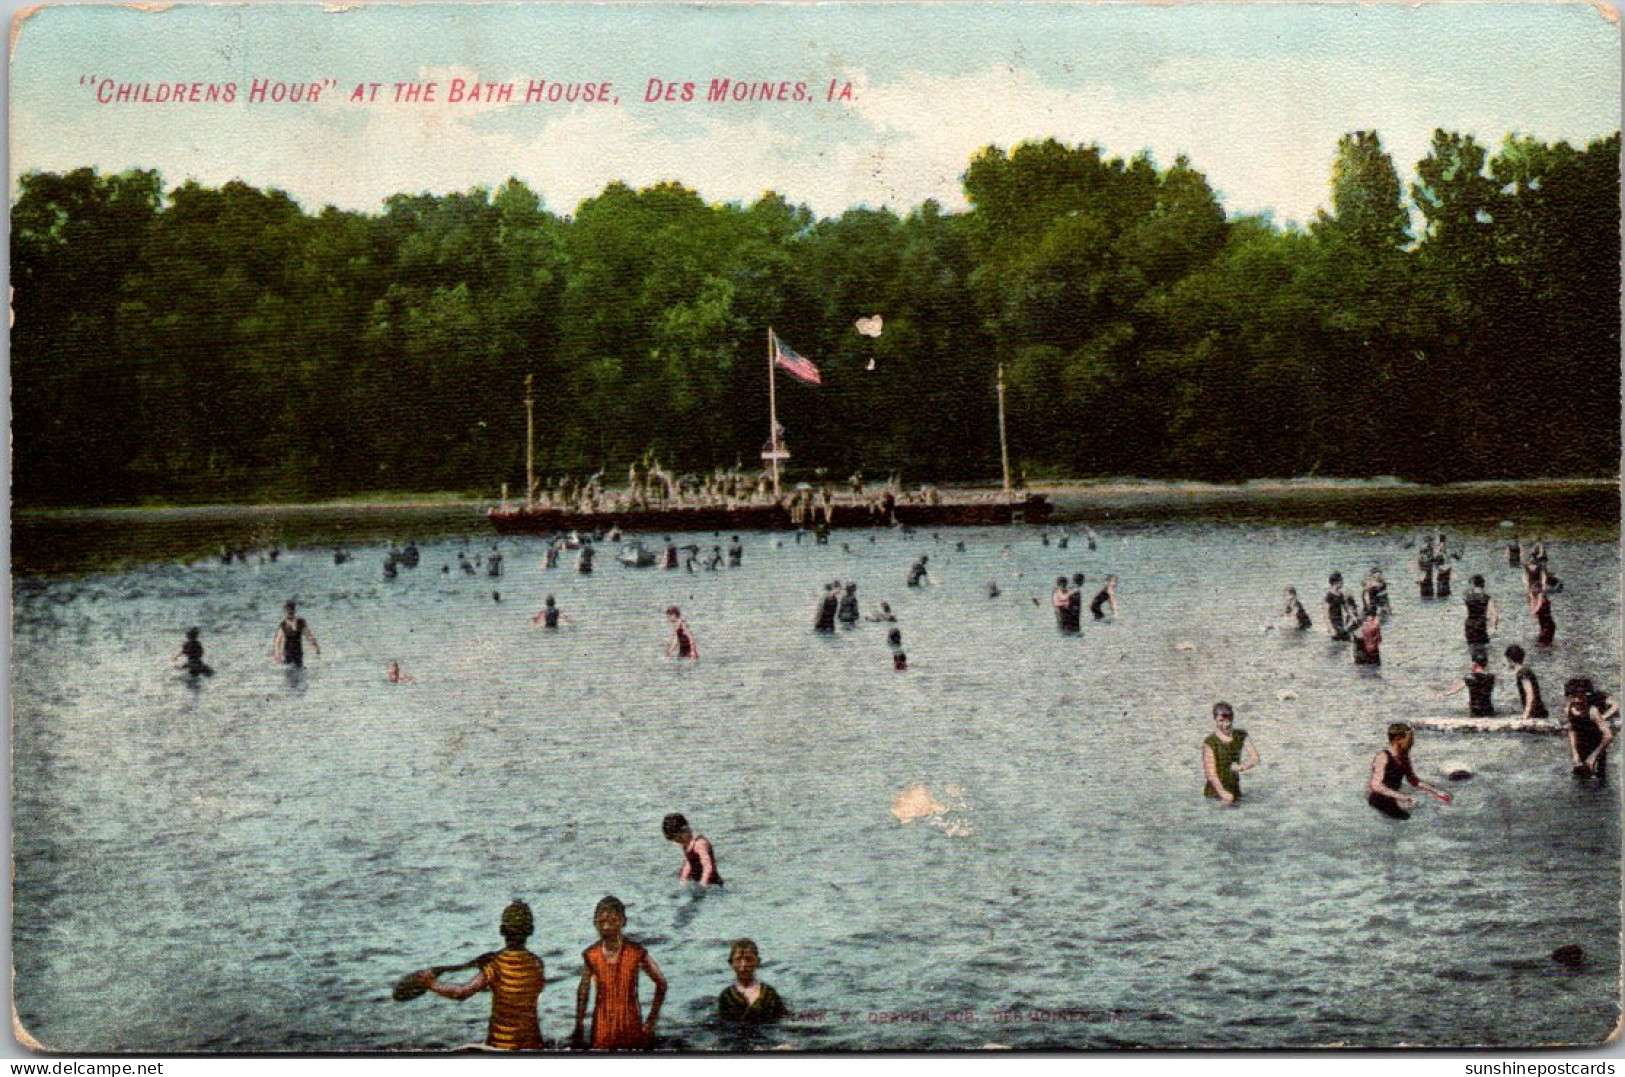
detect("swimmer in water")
(987, 581), (1000, 598)
(1564, 678), (1617, 781)
(1505, 645), (1548, 722)
(532, 595), (573, 629)
(272, 601), (320, 667)
(1201, 702), (1258, 805)
(1281, 587), (1312, 631)
(1052, 577), (1072, 630)
(1529, 580), (1556, 647)
(1325, 573), (1355, 641)
(893, 650), (908, 671)
(577, 543), (596, 575)
(1352, 610), (1382, 665)
(1435, 659), (1497, 717)
(836, 582), (860, 626)
(662, 812), (723, 886)
(1433, 533), (1453, 597)
(572, 896), (667, 1051)
(1361, 568), (1390, 619)
(666, 607), (698, 660)
(727, 537), (743, 568)
(1462, 575), (1499, 662)
(172, 627), (214, 678)
(1415, 536), (1435, 599)
(864, 602), (897, 623)
(906, 556), (932, 588)
(1090, 576), (1118, 621)
(386, 660), (415, 684)
(814, 583), (839, 634)
(717, 939), (787, 1025)
(411, 901), (544, 1051)
(1368, 723), (1451, 819)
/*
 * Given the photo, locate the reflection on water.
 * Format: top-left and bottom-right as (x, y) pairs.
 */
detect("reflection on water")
(11, 521), (1621, 1051)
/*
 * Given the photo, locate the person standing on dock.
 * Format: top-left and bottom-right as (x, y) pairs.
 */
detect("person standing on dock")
(272, 601), (320, 667)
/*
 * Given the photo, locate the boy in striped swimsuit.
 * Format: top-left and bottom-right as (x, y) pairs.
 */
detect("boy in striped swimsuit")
(415, 901), (545, 1050)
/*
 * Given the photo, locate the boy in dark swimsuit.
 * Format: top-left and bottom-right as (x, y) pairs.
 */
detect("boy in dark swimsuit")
(1564, 678), (1617, 781)
(1436, 660), (1496, 717)
(272, 601), (320, 667)
(718, 939), (787, 1024)
(1505, 645), (1548, 722)
(1368, 723), (1451, 819)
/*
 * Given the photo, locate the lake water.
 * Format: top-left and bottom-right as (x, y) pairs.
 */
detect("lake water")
(11, 519), (1621, 1051)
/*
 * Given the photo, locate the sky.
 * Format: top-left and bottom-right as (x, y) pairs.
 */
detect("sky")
(9, 2), (1621, 225)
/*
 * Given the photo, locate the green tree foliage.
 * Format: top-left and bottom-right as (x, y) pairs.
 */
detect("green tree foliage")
(8, 126), (1619, 506)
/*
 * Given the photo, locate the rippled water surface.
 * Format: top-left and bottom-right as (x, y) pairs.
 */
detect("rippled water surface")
(12, 521), (1621, 1051)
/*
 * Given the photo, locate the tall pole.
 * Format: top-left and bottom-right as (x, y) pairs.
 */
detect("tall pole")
(767, 327), (781, 498)
(524, 373), (536, 509)
(997, 362), (1012, 495)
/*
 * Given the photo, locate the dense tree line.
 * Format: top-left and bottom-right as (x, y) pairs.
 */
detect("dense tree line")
(12, 129), (1618, 506)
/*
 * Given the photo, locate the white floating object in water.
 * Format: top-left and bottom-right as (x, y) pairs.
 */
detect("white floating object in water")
(855, 314), (883, 337)
(891, 784), (946, 824)
(865, 358), (876, 371)
(1175, 642), (1197, 652)
(1277, 690), (1298, 701)
(1323, 520), (1339, 529)
(1499, 520), (1516, 529)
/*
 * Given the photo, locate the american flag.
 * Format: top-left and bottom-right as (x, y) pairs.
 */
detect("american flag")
(773, 334), (822, 386)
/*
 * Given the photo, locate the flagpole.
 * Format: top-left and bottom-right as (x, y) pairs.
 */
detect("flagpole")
(997, 362), (1012, 495)
(525, 372), (536, 509)
(767, 327), (781, 499)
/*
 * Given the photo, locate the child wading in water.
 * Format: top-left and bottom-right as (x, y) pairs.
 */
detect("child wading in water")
(717, 939), (788, 1024)
(413, 901), (545, 1051)
(666, 606), (699, 660)
(573, 896), (667, 1050)
(662, 812), (724, 885)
